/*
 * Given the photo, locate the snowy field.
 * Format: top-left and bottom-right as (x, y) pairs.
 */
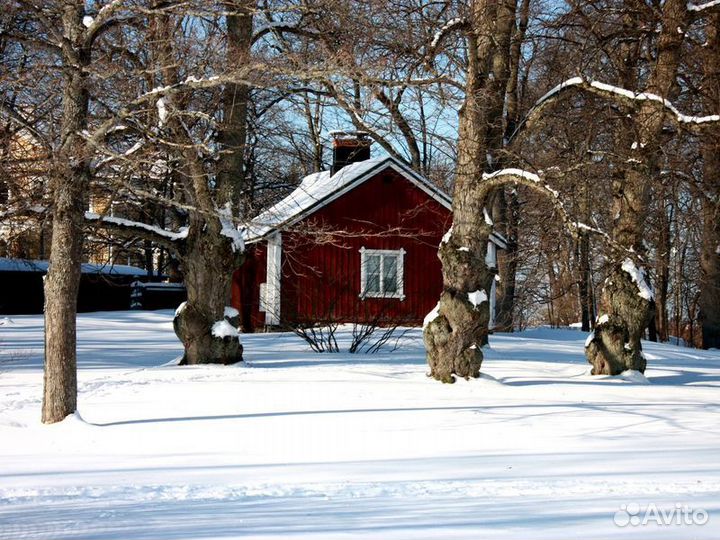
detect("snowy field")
(1, 310), (719, 540)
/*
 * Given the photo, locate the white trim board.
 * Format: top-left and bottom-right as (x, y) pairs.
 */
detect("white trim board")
(264, 232), (282, 326)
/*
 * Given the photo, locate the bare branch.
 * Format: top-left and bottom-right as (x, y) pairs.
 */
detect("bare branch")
(480, 168), (630, 256)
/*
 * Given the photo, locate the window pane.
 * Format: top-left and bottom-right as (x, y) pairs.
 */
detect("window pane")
(365, 255), (381, 293)
(383, 256), (398, 294)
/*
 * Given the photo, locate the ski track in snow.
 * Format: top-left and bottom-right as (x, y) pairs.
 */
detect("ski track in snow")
(1, 310), (719, 539)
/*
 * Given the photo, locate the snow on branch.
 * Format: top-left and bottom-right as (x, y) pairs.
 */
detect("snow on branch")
(144, 75), (222, 99)
(481, 168), (571, 227)
(482, 167), (541, 183)
(588, 80), (719, 124)
(86, 207), (246, 255)
(83, 0), (126, 43)
(87, 70), (251, 145)
(92, 139), (144, 171)
(687, 0), (720, 11)
(429, 18), (466, 51)
(516, 77), (720, 141)
(480, 168), (623, 252)
(575, 222), (612, 244)
(85, 211), (189, 246)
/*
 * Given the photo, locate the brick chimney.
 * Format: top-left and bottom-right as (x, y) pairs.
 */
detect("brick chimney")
(330, 130), (372, 175)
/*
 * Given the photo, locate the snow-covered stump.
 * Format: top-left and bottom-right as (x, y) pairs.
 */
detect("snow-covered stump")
(173, 303), (243, 365)
(423, 229), (494, 383)
(585, 260), (654, 375)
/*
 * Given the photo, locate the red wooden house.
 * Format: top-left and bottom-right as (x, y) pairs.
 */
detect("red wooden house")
(232, 132), (506, 332)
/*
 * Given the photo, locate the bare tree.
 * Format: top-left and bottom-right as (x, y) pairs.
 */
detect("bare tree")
(424, 0), (720, 381)
(698, 12), (720, 349)
(2, 0), (267, 421)
(423, 0), (520, 382)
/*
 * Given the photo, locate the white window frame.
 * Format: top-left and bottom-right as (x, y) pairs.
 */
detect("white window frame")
(359, 247), (405, 301)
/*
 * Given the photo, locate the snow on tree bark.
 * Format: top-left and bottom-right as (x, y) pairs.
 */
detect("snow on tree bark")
(585, 263), (652, 374)
(585, 0), (688, 374)
(173, 221), (243, 365)
(145, 4), (250, 365)
(424, 0), (516, 382)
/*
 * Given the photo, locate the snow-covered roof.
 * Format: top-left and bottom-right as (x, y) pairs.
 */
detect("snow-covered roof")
(245, 156), (452, 243)
(0, 257), (147, 276)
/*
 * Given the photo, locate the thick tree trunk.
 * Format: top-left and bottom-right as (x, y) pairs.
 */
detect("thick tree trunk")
(42, 3), (90, 424)
(173, 217), (244, 364)
(699, 14), (720, 350)
(159, 3), (250, 364)
(217, 0), (253, 209)
(586, 262), (652, 374)
(424, 0), (516, 382)
(424, 215), (495, 382)
(585, 0), (686, 374)
(586, 166), (657, 374)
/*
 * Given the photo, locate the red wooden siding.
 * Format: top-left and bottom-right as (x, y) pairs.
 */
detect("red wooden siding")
(232, 243), (267, 331)
(233, 167), (451, 331)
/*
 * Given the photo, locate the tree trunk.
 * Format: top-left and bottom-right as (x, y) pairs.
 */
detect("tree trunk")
(217, 0), (253, 209)
(424, 0), (516, 382)
(655, 193), (672, 342)
(586, 262), (652, 374)
(42, 3), (90, 424)
(585, 0), (687, 374)
(494, 229), (518, 331)
(586, 167), (657, 375)
(699, 13), (720, 350)
(174, 216), (244, 364)
(492, 0), (529, 333)
(161, 3), (251, 364)
(578, 231), (592, 332)
(699, 185), (720, 349)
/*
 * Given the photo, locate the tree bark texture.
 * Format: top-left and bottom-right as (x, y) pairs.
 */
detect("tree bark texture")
(577, 231), (594, 332)
(424, 0), (517, 382)
(699, 13), (720, 350)
(585, 0), (688, 374)
(217, 0), (253, 209)
(173, 216), (244, 365)
(492, 0), (529, 332)
(42, 2), (90, 424)
(585, 264), (651, 374)
(157, 4), (251, 364)
(655, 193), (672, 342)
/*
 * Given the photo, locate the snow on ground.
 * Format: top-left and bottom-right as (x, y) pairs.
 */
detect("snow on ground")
(1, 311), (719, 540)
